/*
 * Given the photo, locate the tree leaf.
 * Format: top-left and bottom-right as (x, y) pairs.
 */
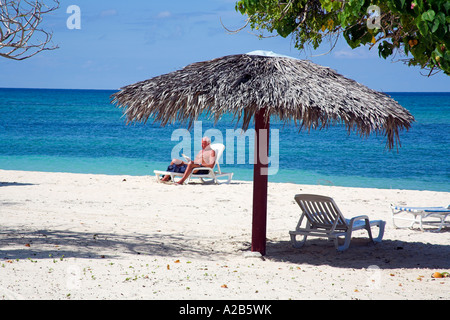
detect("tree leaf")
(431, 19), (440, 33)
(417, 20), (429, 36)
(436, 12), (446, 25)
(422, 9), (435, 22)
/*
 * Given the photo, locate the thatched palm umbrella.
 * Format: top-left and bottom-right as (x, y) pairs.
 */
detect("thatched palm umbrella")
(111, 51), (414, 256)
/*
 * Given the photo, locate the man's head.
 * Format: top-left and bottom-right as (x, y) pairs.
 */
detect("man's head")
(201, 136), (211, 149)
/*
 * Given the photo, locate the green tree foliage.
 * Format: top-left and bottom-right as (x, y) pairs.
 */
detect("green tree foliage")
(235, 0), (450, 75)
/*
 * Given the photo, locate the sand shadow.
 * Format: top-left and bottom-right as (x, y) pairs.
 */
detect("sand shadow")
(0, 182), (36, 187)
(2, 227), (449, 270)
(0, 228), (227, 261)
(262, 237), (450, 269)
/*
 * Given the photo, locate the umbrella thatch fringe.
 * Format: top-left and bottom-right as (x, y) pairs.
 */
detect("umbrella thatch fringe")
(111, 54), (414, 149)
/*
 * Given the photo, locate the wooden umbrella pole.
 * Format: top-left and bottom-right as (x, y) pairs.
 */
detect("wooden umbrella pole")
(251, 108), (269, 256)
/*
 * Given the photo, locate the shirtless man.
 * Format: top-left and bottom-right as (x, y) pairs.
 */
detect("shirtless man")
(161, 137), (216, 185)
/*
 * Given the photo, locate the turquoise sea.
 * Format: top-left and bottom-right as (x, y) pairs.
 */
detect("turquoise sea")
(0, 88), (449, 192)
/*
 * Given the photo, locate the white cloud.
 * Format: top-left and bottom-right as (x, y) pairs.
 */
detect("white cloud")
(100, 9), (117, 17)
(157, 11), (171, 19)
(82, 60), (95, 69)
(334, 49), (359, 58)
(333, 47), (377, 59)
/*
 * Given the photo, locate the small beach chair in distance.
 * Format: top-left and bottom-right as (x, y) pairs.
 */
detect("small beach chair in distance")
(289, 194), (385, 252)
(390, 204), (450, 232)
(154, 143), (233, 184)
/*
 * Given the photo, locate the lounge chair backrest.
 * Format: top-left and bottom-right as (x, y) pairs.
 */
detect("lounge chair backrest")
(210, 143), (225, 174)
(294, 194), (347, 231)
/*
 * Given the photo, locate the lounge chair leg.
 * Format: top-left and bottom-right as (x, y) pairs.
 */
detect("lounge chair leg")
(290, 233), (307, 249)
(432, 216), (445, 233)
(391, 211), (416, 229)
(372, 221), (385, 243)
(364, 220), (374, 242)
(335, 234), (352, 252)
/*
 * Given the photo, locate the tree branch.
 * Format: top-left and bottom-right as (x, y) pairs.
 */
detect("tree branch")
(0, 0), (60, 60)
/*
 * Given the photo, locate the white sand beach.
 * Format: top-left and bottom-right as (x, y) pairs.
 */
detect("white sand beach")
(0, 169), (449, 300)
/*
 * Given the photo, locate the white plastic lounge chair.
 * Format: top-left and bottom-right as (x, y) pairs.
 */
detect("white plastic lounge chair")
(390, 205), (450, 232)
(289, 194), (385, 252)
(154, 143), (233, 184)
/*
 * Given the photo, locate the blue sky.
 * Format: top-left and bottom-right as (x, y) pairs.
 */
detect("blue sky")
(1, 0), (449, 92)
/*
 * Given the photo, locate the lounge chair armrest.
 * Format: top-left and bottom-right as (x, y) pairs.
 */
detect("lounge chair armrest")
(349, 215), (370, 222)
(347, 215), (370, 228)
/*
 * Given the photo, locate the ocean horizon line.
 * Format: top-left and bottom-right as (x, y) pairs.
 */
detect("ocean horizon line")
(1, 87), (450, 94)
